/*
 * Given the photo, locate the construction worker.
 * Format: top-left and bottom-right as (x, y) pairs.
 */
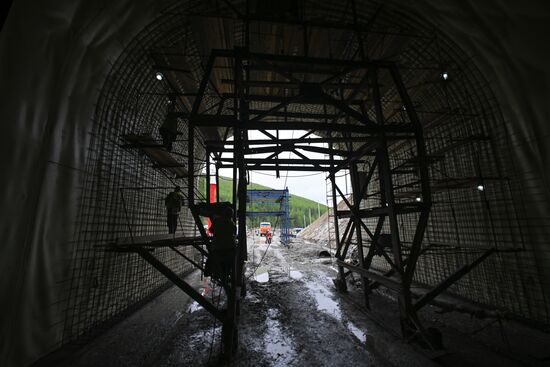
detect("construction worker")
(208, 206), (236, 284)
(165, 186), (185, 234)
(159, 96), (178, 151)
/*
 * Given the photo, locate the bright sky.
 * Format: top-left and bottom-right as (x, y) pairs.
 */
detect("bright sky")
(209, 130), (351, 206)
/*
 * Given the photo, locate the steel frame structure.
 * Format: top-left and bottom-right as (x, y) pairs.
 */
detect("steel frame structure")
(64, 0), (540, 361)
(183, 47), (434, 353)
(110, 45), (505, 357)
(245, 189), (291, 245)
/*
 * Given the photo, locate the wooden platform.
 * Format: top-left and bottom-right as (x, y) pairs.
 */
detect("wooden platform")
(122, 134), (188, 178)
(113, 232), (204, 248)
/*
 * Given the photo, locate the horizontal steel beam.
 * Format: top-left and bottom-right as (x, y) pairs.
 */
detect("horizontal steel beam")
(246, 212), (286, 217)
(337, 260), (402, 291)
(244, 50), (394, 69)
(187, 114), (414, 134)
(206, 137), (384, 145)
(244, 64), (341, 76)
(218, 158), (345, 165)
(218, 165), (334, 171)
(221, 79), (371, 90)
(220, 93), (365, 106)
(209, 145), (356, 157)
(247, 109), (342, 120)
(336, 203), (425, 218)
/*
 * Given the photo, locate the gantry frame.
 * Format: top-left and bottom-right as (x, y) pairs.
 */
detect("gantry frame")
(183, 47), (434, 353)
(246, 189), (291, 245)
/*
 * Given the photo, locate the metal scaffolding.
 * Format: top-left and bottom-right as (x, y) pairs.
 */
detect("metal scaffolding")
(187, 47), (434, 351)
(246, 189), (291, 245)
(66, 0), (542, 361)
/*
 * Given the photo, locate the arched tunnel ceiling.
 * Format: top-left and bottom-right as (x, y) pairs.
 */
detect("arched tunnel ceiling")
(1, 1), (550, 366)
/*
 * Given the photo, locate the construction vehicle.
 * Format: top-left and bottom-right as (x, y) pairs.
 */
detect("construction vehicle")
(259, 222), (271, 237)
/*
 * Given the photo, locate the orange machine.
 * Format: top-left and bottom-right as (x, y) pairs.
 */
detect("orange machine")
(259, 222), (271, 237)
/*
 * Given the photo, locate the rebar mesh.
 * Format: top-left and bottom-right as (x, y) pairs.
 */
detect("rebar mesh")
(61, 9), (210, 343)
(58, 0), (550, 346)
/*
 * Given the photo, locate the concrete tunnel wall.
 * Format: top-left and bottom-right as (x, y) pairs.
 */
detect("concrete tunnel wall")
(1, 0), (550, 365)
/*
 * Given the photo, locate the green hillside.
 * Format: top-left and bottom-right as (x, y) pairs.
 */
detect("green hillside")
(199, 177), (327, 228)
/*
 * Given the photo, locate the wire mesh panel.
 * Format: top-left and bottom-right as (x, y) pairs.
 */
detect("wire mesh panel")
(58, 0), (550, 345)
(61, 10), (208, 343)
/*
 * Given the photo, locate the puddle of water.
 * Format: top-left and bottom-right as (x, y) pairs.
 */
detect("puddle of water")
(255, 272), (269, 283)
(289, 270), (303, 280)
(254, 266), (270, 283)
(346, 322), (367, 343)
(305, 281), (342, 320)
(264, 309), (296, 366)
(304, 279), (368, 346)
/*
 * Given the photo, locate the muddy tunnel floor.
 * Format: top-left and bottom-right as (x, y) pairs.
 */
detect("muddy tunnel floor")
(136, 235), (388, 367)
(40, 235), (549, 367)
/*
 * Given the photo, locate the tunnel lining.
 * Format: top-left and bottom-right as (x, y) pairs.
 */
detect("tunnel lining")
(61, 0), (548, 350)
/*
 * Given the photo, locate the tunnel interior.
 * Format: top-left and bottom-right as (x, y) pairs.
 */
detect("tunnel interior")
(2, 0), (550, 366)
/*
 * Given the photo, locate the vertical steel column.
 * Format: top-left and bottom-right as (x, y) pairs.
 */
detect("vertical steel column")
(235, 47), (249, 287)
(187, 125), (195, 209)
(327, 103), (346, 291)
(370, 66), (412, 335)
(189, 54), (216, 241)
(389, 65), (432, 338)
(350, 161), (370, 308)
(215, 163), (220, 202)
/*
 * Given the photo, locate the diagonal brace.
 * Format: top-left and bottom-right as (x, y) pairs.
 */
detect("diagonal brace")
(136, 248), (224, 321)
(414, 248), (496, 311)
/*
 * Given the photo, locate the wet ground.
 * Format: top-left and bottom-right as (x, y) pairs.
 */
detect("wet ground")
(39, 234), (550, 367)
(150, 233), (391, 366)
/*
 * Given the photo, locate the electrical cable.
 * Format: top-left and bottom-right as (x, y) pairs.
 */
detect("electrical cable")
(246, 214), (281, 280)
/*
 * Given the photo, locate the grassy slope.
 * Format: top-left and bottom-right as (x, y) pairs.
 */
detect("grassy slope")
(199, 177), (327, 228)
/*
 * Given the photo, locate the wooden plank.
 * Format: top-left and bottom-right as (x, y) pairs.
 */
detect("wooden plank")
(122, 134), (188, 177)
(115, 232), (203, 247)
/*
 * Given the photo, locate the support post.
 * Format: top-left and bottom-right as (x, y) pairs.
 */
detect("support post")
(350, 162), (370, 308)
(330, 153), (347, 291)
